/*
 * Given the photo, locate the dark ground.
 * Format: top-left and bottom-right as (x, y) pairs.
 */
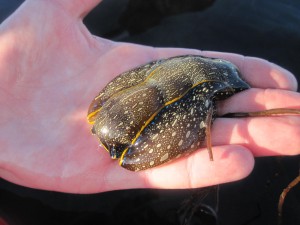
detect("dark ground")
(0, 0), (299, 225)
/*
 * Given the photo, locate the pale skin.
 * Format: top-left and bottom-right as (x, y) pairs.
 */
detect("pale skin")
(0, 0), (299, 194)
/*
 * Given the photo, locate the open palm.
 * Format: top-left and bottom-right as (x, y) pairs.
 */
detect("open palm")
(0, 0), (299, 193)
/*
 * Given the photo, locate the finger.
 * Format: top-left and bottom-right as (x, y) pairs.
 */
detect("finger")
(214, 88), (300, 156)
(154, 48), (297, 91)
(212, 117), (300, 156)
(58, 0), (102, 18)
(219, 88), (300, 113)
(96, 44), (297, 92)
(142, 145), (254, 189)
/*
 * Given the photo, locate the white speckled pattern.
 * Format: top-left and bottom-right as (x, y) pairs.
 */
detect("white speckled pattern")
(87, 55), (250, 171)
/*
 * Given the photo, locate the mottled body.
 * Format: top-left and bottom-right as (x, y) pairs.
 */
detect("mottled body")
(120, 82), (220, 171)
(87, 55), (250, 171)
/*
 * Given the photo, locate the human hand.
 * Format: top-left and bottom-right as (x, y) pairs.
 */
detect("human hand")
(0, 0), (299, 193)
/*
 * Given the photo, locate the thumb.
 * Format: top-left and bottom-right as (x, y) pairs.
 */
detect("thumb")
(55, 0), (102, 18)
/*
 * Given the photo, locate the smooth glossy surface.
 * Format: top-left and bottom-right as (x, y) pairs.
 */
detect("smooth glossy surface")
(88, 55), (250, 171)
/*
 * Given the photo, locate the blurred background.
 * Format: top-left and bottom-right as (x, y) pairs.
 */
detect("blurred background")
(0, 0), (299, 224)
